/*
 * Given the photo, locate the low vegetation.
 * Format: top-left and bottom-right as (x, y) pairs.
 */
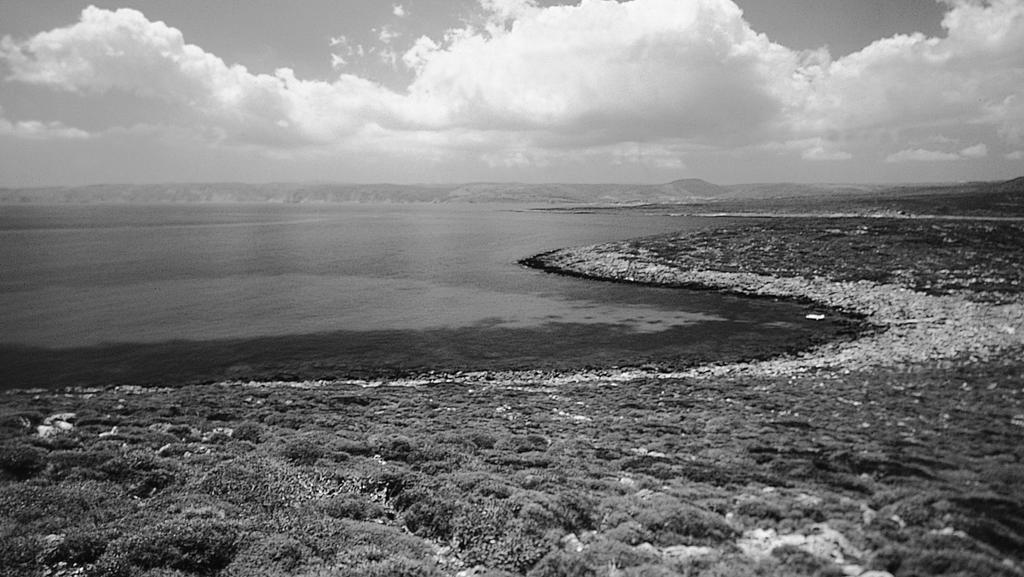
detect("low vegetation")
(2, 349), (1022, 576)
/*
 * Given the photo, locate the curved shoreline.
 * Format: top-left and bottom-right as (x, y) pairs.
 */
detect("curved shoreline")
(7, 219), (1024, 576)
(520, 242), (1024, 378)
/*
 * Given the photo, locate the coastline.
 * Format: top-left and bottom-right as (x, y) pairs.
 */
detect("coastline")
(3, 216), (1023, 577)
(520, 240), (1023, 378)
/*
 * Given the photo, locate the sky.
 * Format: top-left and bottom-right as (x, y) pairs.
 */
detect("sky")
(0, 0), (1021, 186)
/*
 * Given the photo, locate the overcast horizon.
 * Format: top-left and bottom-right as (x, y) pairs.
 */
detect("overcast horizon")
(1, 0), (1022, 187)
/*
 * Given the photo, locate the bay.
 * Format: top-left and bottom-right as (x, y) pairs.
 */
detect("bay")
(0, 203), (843, 388)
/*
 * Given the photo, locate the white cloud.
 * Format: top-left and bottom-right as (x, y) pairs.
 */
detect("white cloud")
(377, 26), (400, 45)
(480, 140), (688, 170)
(0, 117), (91, 140)
(800, 140), (853, 161)
(404, 0), (795, 145)
(403, 36), (440, 71)
(960, 142), (988, 158)
(1, 0), (1022, 174)
(379, 48), (399, 69)
(886, 148), (961, 163)
(886, 142), (990, 162)
(1006, 150), (1024, 160)
(803, 148), (852, 161)
(0, 105), (90, 140)
(480, 0), (539, 23)
(0, 7), (405, 148)
(793, 0), (1024, 144)
(759, 138), (851, 161)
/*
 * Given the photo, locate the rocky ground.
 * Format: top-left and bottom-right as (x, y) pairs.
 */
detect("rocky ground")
(523, 218), (1024, 376)
(2, 215), (1023, 577)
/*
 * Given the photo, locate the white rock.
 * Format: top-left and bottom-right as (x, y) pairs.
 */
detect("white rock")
(561, 533), (585, 553)
(662, 545), (714, 560)
(99, 426), (119, 438)
(43, 412), (76, 425)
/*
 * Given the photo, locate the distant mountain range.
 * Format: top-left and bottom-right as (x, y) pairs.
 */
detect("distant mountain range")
(0, 177), (1019, 205)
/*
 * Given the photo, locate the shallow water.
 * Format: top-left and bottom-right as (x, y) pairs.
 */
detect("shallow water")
(0, 203), (843, 388)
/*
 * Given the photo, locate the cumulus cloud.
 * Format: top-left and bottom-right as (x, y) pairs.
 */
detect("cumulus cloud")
(480, 0), (539, 23)
(758, 138), (851, 161)
(0, 104), (88, 140)
(886, 141), (991, 162)
(0, 6), (410, 147)
(0, 0), (1022, 173)
(886, 148), (962, 163)
(960, 143), (988, 158)
(404, 0), (795, 145)
(393, 5), (407, 18)
(0, 116), (90, 140)
(377, 25), (400, 45)
(793, 0), (1024, 143)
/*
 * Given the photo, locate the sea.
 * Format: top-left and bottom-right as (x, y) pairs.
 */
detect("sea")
(0, 203), (842, 389)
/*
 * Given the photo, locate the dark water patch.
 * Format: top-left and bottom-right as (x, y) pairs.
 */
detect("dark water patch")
(0, 204), (867, 388)
(0, 315), (860, 390)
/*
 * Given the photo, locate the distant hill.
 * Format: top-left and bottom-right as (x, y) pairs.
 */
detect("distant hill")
(0, 180), (727, 205)
(723, 182), (891, 198)
(0, 177), (1019, 205)
(993, 176), (1024, 193)
(657, 178), (731, 197)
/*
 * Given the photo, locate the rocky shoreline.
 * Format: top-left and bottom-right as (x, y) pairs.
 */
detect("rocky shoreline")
(520, 227), (1023, 379)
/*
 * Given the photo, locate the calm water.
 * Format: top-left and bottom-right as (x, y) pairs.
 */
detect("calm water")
(0, 203), (846, 388)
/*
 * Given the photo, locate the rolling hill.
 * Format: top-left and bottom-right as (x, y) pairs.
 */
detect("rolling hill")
(0, 177), (1019, 205)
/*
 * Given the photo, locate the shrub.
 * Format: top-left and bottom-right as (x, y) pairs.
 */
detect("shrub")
(334, 438), (372, 456)
(602, 493), (735, 547)
(98, 450), (178, 498)
(771, 544), (844, 576)
(46, 448), (119, 481)
(277, 432), (361, 465)
(637, 500), (735, 546)
(533, 538), (663, 577)
(496, 434), (549, 453)
(0, 411), (40, 439)
(319, 493), (388, 521)
(224, 534), (312, 576)
(0, 480), (130, 529)
(345, 556), (443, 577)
(331, 545), (443, 577)
(0, 534), (44, 573)
(94, 518), (241, 577)
(397, 487), (581, 574)
(369, 433), (415, 461)
(468, 431), (498, 450)
(232, 421), (263, 443)
(526, 550), (595, 577)
(43, 529), (114, 567)
(399, 492), (459, 540)
(0, 442), (47, 480)
(281, 437), (326, 465)
(896, 547), (1023, 577)
(196, 455), (340, 510)
(735, 499), (784, 521)
(263, 514), (434, 566)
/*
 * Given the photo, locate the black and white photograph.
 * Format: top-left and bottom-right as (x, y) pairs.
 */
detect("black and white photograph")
(1, 1), (1022, 575)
